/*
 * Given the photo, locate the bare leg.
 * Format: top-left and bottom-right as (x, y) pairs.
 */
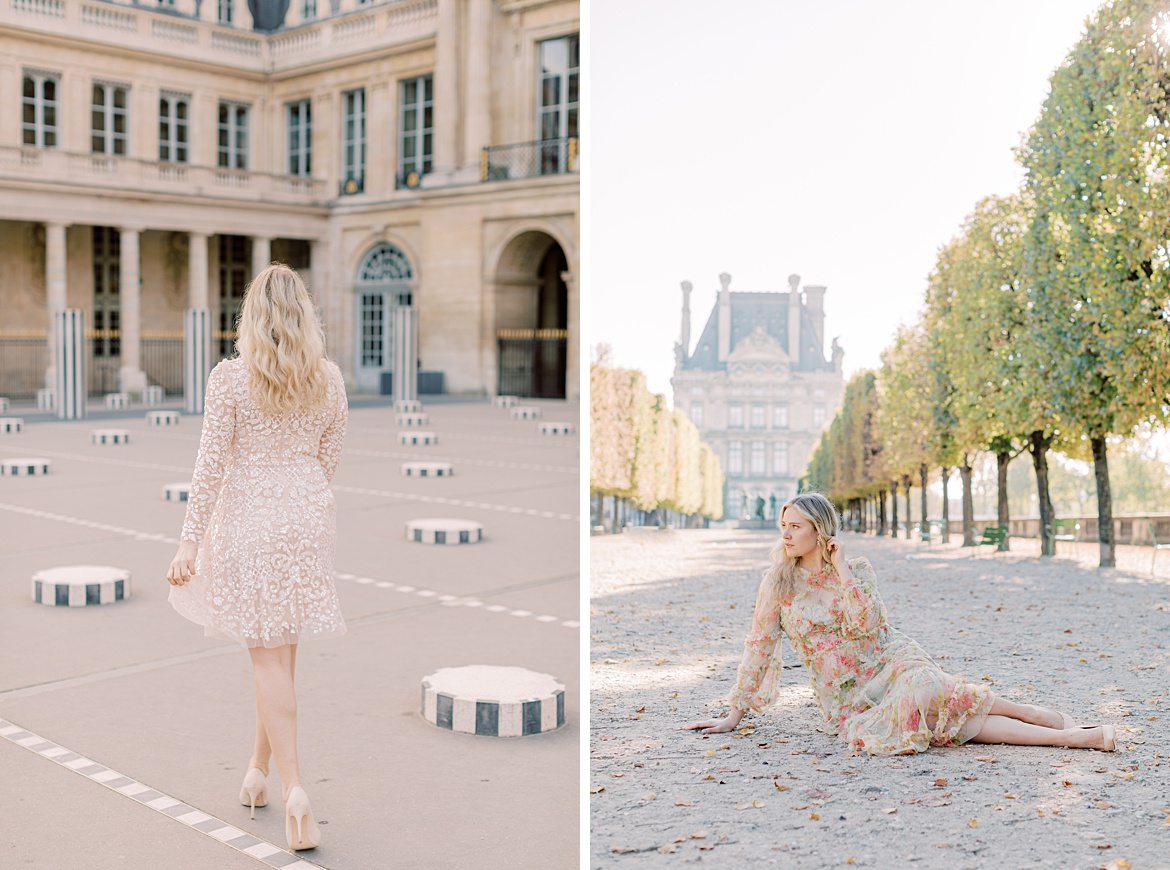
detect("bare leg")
(969, 715), (1106, 748)
(249, 645), (301, 802)
(987, 693), (1064, 729)
(249, 643), (298, 776)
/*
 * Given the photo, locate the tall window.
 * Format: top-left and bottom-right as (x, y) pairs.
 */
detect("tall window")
(537, 33), (579, 173)
(341, 88), (365, 193)
(218, 0), (232, 23)
(159, 92), (189, 163)
(398, 75), (432, 187)
(813, 404), (826, 427)
(22, 71), (59, 148)
(728, 403), (743, 429)
(301, 0), (315, 21)
(360, 293), (385, 366)
(91, 83), (128, 156)
(773, 443), (789, 475)
(92, 227), (120, 359)
(218, 235), (249, 358)
(689, 401), (704, 427)
(218, 101), (248, 169)
(728, 441), (743, 476)
(750, 442), (765, 475)
(287, 99), (311, 176)
(750, 404), (766, 429)
(773, 404), (789, 428)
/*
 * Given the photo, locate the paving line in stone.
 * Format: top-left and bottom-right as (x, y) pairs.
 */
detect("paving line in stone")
(0, 502), (578, 630)
(0, 718), (326, 869)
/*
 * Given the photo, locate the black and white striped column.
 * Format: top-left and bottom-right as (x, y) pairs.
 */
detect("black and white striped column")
(183, 307), (211, 415)
(421, 665), (567, 737)
(31, 565), (131, 606)
(54, 309), (86, 420)
(392, 305), (419, 402)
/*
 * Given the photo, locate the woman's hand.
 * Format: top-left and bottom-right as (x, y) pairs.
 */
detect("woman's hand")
(824, 535), (844, 575)
(166, 541), (200, 586)
(683, 710), (744, 734)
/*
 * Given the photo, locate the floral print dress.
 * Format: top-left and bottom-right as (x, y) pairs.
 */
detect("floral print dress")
(727, 556), (994, 755)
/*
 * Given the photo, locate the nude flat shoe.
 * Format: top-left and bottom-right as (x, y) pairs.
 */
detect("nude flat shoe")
(239, 767), (268, 820)
(1080, 724), (1116, 751)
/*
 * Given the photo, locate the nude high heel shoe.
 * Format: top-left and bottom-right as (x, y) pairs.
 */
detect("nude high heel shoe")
(284, 785), (321, 851)
(239, 767), (268, 820)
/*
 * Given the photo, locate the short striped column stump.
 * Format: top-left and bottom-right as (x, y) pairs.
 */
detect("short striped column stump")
(104, 392), (128, 410)
(141, 385), (165, 405)
(538, 421), (575, 436)
(1, 458), (50, 476)
(406, 517), (483, 544)
(0, 397), (8, 412)
(401, 461), (453, 478)
(31, 565), (130, 607)
(493, 395), (518, 409)
(396, 412), (430, 427)
(395, 399), (423, 413)
(510, 405), (540, 420)
(399, 430), (437, 446)
(163, 482), (191, 502)
(421, 665), (566, 737)
(91, 428), (130, 445)
(146, 410), (181, 426)
(0, 418), (22, 434)
(37, 388), (54, 411)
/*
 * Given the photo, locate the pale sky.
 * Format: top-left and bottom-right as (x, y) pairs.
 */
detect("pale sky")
(587, 0), (1104, 401)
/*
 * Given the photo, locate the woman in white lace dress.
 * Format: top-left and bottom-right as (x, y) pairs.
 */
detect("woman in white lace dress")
(164, 262), (347, 851)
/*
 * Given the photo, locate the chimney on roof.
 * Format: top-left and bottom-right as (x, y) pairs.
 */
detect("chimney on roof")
(804, 285), (827, 360)
(679, 280), (693, 360)
(787, 273), (802, 363)
(717, 272), (731, 361)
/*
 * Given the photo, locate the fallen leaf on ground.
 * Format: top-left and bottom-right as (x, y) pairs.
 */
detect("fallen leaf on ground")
(674, 800), (693, 807)
(690, 831), (708, 839)
(881, 807), (898, 814)
(590, 786), (605, 794)
(975, 756), (998, 763)
(968, 818), (979, 828)
(640, 792), (657, 801)
(808, 812), (821, 820)
(934, 778), (948, 787)
(657, 843), (678, 854)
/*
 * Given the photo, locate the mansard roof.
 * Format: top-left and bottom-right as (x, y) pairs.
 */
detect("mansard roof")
(682, 291), (828, 373)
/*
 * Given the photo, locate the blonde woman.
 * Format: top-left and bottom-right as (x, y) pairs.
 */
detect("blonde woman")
(684, 492), (1117, 755)
(165, 262), (348, 851)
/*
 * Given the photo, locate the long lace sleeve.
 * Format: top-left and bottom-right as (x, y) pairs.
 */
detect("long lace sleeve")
(726, 574), (785, 715)
(180, 361), (236, 545)
(316, 363), (348, 484)
(832, 556), (887, 640)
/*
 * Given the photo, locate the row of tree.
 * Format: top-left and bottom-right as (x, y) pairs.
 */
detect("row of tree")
(590, 359), (724, 528)
(805, 0), (1170, 567)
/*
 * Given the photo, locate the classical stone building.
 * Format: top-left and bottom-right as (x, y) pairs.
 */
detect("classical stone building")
(0, 0), (578, 405)
(670, 272), (845, 524)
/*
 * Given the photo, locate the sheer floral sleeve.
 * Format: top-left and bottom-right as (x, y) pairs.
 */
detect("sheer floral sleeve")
(726, 574), (785, 715)
(180, 361), (236, 546)
(316, 363), (348, 484)
(832, 556), (887, 640)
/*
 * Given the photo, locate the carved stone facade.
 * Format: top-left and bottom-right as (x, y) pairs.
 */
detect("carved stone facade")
(670, 272), (845, 523)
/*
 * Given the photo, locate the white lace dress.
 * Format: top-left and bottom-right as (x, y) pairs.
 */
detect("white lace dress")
(168, 357), (350, 649)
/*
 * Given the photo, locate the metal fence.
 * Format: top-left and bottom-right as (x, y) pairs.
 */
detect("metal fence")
(0, 332), (185, 398)
(482, 137), (579, 182)
(497, 328), (568, 399)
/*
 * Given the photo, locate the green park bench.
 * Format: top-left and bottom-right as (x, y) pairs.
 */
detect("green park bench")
(972, 525), (1007, 556)
(1150, 521), (1170, 576)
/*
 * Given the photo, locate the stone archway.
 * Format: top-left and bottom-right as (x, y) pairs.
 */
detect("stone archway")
(490, 230), (569, 399)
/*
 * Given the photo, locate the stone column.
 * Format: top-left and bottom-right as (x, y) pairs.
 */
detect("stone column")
(252, 235), (271, 279)
(44, 221), (68, 390)
(430, 0), (460, 179)
(185, 231), (212, 413)
(119, 227), (147, 393)
(562, 269), (578, 401)
(462, 0), (491, 173)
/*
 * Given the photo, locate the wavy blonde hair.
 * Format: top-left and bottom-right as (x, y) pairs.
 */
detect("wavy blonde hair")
(234, 262), (331, 416)
(763, 492), (842, 601)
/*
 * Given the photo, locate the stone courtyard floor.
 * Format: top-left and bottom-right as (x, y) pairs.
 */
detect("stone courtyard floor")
(0, 393), (579, 869)
(590, 527), (1169, 868)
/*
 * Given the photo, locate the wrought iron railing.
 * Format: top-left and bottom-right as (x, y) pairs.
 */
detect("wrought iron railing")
(497, 327), (568, 399)
(481, 137), (578, 183)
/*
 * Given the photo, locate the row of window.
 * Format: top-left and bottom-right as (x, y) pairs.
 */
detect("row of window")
(688, 402), (826, 429)
(726, 441), (790, 477)
(18, 33), (578, 191)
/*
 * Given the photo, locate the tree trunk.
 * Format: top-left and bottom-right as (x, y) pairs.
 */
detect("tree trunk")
(940, 467), (950, 544)
(903, 476), (913, 540)
(891, 480), (899, 538)
(960, 456), (975, 546)
(919, 463), (929, 537)
(996, 449), (1011, 552)
(879, 488), (888, 536)
(1091, 435), (1115, 568)
(1030, 430), (1055, 557)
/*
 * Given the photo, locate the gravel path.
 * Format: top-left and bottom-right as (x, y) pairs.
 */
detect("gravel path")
(590, 529), (1170, 868)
